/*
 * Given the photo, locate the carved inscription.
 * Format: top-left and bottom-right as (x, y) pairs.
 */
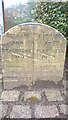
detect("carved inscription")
(2, 23), (66, 89)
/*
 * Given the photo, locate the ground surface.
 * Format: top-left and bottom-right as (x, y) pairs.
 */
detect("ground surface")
(0, 47), (68, 119)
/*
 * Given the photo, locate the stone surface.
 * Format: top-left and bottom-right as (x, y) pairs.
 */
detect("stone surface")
(0, 102), (3, 118)
(3, 79), (30, 90)
(24, 91), (41, 102)
(62, 80), (68, 89)
(0, 80), (2, 91)
(35, 105), (59, 118)
(0, 74), (2, 80)
(59, 104), (68, 115)
(1, 23), (66, 89)
(1, 90), (20, 101)
(62, 90), (66, 96)
(10, 105), (31, 118)
(0, 102), (8, 118)
(45, 89), (63, 101)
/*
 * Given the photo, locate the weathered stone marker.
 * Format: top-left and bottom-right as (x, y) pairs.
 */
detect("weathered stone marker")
(1, 23), (66, 89)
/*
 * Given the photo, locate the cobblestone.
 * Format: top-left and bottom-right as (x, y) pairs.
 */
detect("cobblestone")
(0, 102), (8, 118)
(59, 104), (68, 115)
(35, 105), (59, 118)
(1, 90), (20, 102)
(45, 89), (63, 101)
(24, 91), (41, 102)
(10, 105), (31, 118)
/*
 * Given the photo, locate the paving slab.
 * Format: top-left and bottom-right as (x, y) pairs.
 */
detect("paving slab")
(35, 105), (59, 118)
(24, 91), (42, 102)
(10, 105), (31, 118)
(1, 90), (20, 102)
(45, 89), (63, 101)
(59, 104), (68, 115)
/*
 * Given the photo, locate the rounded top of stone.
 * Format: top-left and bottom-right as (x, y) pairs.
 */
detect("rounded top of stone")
(1, 22), (67, 41)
